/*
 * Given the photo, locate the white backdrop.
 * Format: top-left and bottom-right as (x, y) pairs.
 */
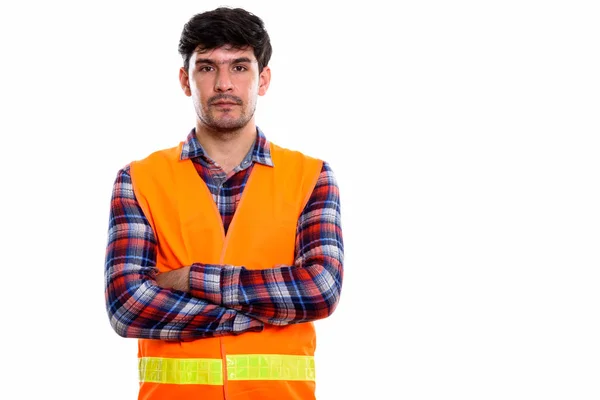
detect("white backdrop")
(1, 1), (599, 399)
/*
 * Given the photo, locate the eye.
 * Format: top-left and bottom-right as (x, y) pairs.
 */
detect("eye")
(198, 65), (214, 72)
(232, 65), (248, 72)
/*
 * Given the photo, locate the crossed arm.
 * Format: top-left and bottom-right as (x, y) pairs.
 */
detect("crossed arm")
(104, 163), (344, 341)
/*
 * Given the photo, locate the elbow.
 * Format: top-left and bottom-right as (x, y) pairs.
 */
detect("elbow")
(311, 287), (342, 321)
(105, 286), (139, 338)
(106, 299), (136, 338)
(267, 292), (340, 326)
(309, 261), (343, 320)
(109, 316), (131, 338)
(104, 266), (160, 339)
(325, 291), (342, 319)
(300, 275), (342, 322)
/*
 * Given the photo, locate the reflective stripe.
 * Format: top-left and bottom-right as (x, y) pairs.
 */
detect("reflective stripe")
(139, 355), (315, 384)
(139, 357), (223, 385)
(227, 354), (315, 381)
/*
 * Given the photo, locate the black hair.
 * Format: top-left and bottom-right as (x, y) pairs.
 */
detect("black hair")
(179, 7), (272, 73)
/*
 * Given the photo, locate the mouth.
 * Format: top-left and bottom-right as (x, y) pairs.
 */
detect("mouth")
(210, 95), (242, 107)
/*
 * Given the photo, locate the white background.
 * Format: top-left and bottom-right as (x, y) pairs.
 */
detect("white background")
(1, 0), (599, 399)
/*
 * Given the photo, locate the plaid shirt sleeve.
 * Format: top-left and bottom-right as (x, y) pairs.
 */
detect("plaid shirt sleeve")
(104, 166), (264, 341)
(189, 162), (344, 326)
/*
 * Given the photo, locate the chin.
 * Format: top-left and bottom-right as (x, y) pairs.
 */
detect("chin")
(210, 120), (248, 132)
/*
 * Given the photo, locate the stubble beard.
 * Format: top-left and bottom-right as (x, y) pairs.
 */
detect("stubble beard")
(197, 102), (256, 134)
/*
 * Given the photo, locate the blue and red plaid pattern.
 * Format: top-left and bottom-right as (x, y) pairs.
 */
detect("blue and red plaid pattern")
(104, 128), (344, 340)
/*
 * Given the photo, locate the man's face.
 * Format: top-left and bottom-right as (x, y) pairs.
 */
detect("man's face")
(180, 45), (270, 132)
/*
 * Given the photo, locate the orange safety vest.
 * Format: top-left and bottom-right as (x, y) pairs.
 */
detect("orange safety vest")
(130, 141), (323, 400)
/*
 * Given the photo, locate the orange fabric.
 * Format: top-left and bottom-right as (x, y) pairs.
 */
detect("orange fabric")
(130, 142), (323, 400)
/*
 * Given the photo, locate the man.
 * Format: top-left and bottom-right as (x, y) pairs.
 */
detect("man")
(104, 7), (344, 400)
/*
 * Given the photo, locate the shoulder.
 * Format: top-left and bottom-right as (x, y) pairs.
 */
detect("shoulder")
(269, 142), (323, 168)
(270, 142), (338, 172)
(133, 144), (183, 166)
(268, 142), (340, 185)
(112, 163), (132, 183)
(111, 144), (182, 189)
(126, 144), (183, 180)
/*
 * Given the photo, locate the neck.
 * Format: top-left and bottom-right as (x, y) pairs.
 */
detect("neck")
(194, 121), (257, 174)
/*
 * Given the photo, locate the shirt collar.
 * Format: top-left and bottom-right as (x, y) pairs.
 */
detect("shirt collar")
(180, 126), (274, 167)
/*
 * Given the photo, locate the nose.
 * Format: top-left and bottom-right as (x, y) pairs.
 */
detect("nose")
(214, 69), (234, 92)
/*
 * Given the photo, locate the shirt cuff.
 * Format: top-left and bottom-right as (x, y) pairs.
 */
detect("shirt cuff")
(232, 313), (264, 334)
(189, 263), (223, 304)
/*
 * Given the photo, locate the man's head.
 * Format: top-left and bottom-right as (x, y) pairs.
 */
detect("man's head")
(179, 7), (272, 74)
(178, 7), (272, 133)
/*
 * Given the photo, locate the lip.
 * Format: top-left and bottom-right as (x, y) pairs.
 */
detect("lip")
(212, 102), (238, 106)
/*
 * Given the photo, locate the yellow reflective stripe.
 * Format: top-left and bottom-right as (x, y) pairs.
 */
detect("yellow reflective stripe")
(226, 354), (315, 381)
(138, 357), (223, 385)
(138, 354), (315, 384)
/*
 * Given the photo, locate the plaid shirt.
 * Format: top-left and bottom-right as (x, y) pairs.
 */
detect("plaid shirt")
(104, 128), (344, 341)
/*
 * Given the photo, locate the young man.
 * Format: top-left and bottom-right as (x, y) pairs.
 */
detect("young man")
(104, 7), (344, 400)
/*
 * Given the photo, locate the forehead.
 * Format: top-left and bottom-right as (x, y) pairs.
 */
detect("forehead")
(192, 45), (257, 64)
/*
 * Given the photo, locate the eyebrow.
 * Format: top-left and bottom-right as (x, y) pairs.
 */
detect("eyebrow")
(195, 57), (255, 66)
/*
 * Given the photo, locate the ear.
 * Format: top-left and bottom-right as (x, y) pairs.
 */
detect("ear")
(179, 67), (191, 97)
(258, 66), (271, 96)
